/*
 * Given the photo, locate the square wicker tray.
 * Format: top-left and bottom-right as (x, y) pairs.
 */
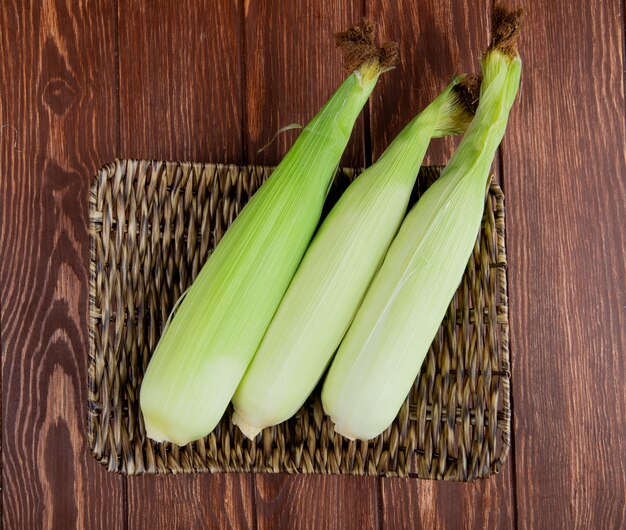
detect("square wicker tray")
(88, 158), (511, 479)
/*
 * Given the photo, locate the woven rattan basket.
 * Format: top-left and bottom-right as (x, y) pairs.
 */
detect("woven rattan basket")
(88, 158), (511, 479)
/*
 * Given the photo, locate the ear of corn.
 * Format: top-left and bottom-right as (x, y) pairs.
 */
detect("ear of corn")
(140, 57), (388, 446)
(231, 77), (478, 439)
(321, 9), (523, 441)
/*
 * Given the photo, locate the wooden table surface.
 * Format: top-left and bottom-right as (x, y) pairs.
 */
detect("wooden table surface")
(2, 0), (625, 528)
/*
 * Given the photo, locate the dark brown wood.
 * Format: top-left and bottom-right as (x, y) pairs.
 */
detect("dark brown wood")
(0, 0), (124, 529)
(117, 0), (244, 164)
(117, 1), (258, 527)
(380, 465), (515, 529)
(243, 1), (380, 527)
(500, 0), (626, 528)
(368, 1), (516, 528)
(128, 474), (255, 529)
(255, 475), (379, 530)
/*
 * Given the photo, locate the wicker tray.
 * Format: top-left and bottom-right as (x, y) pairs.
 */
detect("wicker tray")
(88, 158), (510, 479)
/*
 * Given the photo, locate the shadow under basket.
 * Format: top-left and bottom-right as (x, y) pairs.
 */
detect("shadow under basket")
(88, 158), (511, 480)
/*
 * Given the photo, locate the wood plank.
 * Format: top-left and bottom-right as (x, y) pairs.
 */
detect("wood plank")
(128, 474), (255, 529)
(117, 1), (257, 528)
(118, 0), (244, 164)
(256, 475), (379, 530)
(380, 464), (514, 530)
(243, 2), (380, 527)
(0, 0), (124, 529)
(500, 0), (626, 527)
(368, 1), (516, 528)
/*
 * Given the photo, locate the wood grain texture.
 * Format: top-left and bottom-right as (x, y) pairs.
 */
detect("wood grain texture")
(128, 474), (255, 530)
(118, 0), (244, 163)
(369, 1), (515, 528)
(0, 0), (124, 529)
(243, 1), (380, 527)
(380, 464), (514, 530)
(117, 1), (257, 528)
(255, 475), (379, 530)
(243, 0), (366, 167)
(499, 0), (626, 528)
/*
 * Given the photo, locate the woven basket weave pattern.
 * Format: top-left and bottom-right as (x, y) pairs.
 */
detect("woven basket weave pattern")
(88, 159), (510, 479)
